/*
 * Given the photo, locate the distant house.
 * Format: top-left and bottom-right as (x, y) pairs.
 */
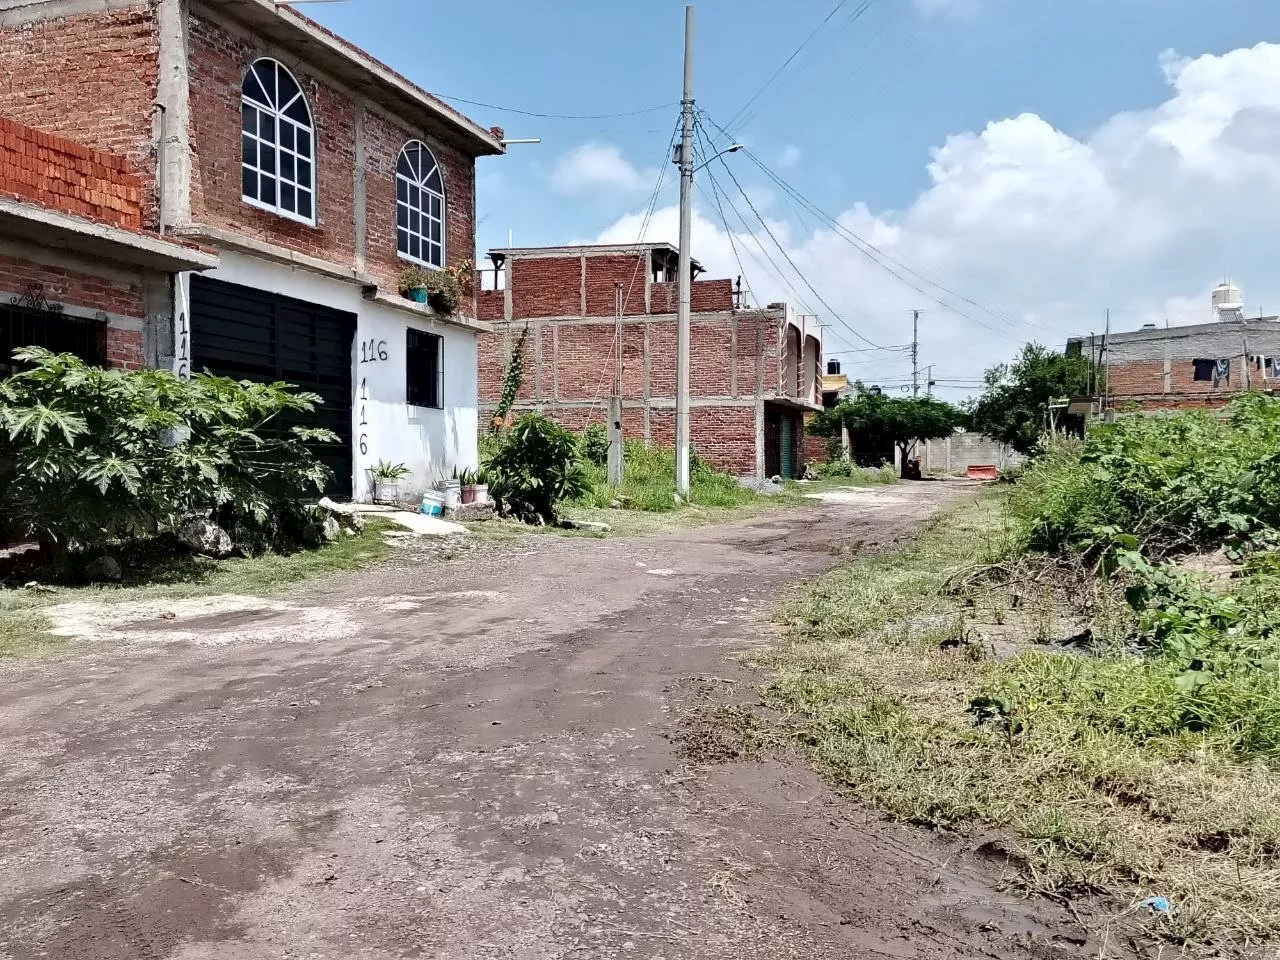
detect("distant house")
(2, 0), (504, 501)
(476, 242), (823, 479)
(1067, 284), (1280, 413)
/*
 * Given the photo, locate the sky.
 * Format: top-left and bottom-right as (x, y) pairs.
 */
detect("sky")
(304, 0), (1280, 401)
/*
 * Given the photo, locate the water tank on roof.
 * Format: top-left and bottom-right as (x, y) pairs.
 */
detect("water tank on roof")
(827, 359), (841, 375)
(1213, 281), (1244, 321)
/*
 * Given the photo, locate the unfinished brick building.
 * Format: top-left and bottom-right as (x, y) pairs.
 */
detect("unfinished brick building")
(1067, 312), (1280, 413)
(477, 243), (822, 478)
(2, 0), (505, 500)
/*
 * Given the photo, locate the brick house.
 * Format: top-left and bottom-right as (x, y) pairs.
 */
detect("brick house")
(477, 243), (823, 478)
(1, 0), (504, 500)
(1067, 317), (1280, 413)
(1, 114), (217, 377)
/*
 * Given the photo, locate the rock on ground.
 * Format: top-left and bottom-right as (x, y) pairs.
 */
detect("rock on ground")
(177, 517), (234, 559)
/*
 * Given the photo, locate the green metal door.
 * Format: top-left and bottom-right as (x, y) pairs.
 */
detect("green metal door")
(780, 414), (794, 479)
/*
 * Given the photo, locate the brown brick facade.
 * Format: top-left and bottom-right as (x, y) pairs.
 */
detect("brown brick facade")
(186, 14), (478, 300)
(0, 253), (145, 320)
(0, 4), (161, 228)
(0, 117), (143, 229)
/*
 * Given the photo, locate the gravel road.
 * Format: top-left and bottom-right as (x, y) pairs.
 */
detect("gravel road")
(0, 484), (1090, 959)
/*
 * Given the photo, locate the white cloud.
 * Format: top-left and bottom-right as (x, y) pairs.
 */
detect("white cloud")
(592, 42), (1280, 400)
(778, 144), (803, 168)
(549, 142), (656, 195)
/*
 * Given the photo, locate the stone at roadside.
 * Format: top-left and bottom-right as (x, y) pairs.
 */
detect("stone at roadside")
(321, 516), (342, 543)
(563, 519), (611, 534)
(449, 502), (495, 522)
(317, 497), (366, 533)
(177, 517), (233, 559)
(609, 499), (624, 510)
(84, 555), (123, 583)
(737, 476), (783, 495)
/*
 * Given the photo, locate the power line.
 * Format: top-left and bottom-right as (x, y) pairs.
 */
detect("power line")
(698, 125), (889, 351)
(436, 94), (678, 121)
(699, 112), (1038, 345)
(732, 0), (879, 133)
(722, 0), (854, 133)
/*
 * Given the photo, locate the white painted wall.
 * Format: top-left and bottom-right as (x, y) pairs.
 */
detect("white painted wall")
(197, 250), (479, 502)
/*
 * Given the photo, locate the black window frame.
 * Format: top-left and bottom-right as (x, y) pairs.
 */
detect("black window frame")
(406, 328), (442, 409)
(1192, 359), (1215, 382)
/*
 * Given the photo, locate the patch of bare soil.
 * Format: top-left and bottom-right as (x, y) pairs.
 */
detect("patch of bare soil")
(0, 484), (1098, 959)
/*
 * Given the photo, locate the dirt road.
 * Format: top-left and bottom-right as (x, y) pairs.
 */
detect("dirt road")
(0, 485), (1090, 959)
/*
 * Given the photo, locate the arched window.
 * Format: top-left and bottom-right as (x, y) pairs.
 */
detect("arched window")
(241, 58), (315, 224)
(396, 141), (445, 267)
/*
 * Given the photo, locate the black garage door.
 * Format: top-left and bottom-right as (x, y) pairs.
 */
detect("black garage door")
(189, 276), (356, 499)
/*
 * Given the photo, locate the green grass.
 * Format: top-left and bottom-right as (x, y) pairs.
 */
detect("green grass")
(0, 519), (392, 658)
(758, 491), (1280, 947)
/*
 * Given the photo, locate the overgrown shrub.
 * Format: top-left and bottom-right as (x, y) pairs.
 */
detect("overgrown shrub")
(580, 424), (609, 466)
(575, 440), (757, 512)
(0, 348), (335, 567)
(485, 413), (591, 523)
(1012, 395), (1280, 558)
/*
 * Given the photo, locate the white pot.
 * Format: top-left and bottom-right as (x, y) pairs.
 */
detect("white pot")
(472, 483), (489, 505)
(373, 480), (399, 503)
(442, 485), (461, 510)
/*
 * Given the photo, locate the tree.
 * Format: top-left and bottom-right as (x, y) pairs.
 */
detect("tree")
(968, 343), (1092, 455)
(812, 392), (962, 477)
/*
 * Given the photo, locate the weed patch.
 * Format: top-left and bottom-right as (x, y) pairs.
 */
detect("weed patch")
(760, 492), (1280, 948)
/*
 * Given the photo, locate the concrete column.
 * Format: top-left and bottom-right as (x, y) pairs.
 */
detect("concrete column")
(353, 104), (367, 272)
(730, 314), (739, 397)
(754, 399), (766, 479)
(533, 321), (543, 401)
(155, 0), (193, 230)
(579, 253), (587, 317)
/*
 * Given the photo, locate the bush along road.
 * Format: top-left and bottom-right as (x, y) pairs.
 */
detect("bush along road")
(761, 395), (1280, 957)
(0, 483), (1101, 960)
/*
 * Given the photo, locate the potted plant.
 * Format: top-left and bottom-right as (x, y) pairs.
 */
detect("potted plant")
(472, 466), (489, 505)
(422, 268), (462, 314)
(459, 467), (481, 504)
(371, 459), (411, 503)
(400, 265), (431, 303)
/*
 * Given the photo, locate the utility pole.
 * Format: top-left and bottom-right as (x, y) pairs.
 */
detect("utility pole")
(911, 309), (920, 397)
(674, 4), (695, 497)
(608, 283), (624, 485)
(925, 364), (934, 397)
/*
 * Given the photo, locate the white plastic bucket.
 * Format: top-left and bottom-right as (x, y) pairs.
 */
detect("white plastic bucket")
(442, 486), (461, 511)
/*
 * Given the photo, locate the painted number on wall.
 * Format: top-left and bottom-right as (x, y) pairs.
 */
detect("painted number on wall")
(175, 311), (190, 380)
(360, 339), (388, 364)
(358, 377), (369, 455)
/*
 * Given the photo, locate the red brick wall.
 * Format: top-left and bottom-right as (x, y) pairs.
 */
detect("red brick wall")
(0, 253), (146, 370)
(477, 289), (504, 321)
(689, 319), (735, 396)
(1108, 357), (1251, 406)
(359, 108), (475, 303)
(0, 253), (144, 319)
(186, 14), (476, 295)
(106, 327), (145, 370)
(510, 257), (582, 318)
(0, 117), (143, 229)
(650, 278), (734, 314)
(583, 254), (646, 317)
(0, 4), (161, 228)
(690, 405), (757, 474)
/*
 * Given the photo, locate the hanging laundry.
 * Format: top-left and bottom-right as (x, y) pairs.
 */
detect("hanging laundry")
(1213, 358), (1232, 389)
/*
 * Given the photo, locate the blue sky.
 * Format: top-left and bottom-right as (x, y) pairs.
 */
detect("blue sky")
(307, 0), (1280, 398)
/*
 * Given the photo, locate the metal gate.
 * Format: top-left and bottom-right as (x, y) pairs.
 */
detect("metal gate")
(1, 286), (107, 377)
(779, 413), (794, 479)
(189, 276), (356, 499)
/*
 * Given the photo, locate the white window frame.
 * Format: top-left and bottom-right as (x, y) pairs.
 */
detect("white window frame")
(396, 140), (446, 269)
(241, 58), (316, 226)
